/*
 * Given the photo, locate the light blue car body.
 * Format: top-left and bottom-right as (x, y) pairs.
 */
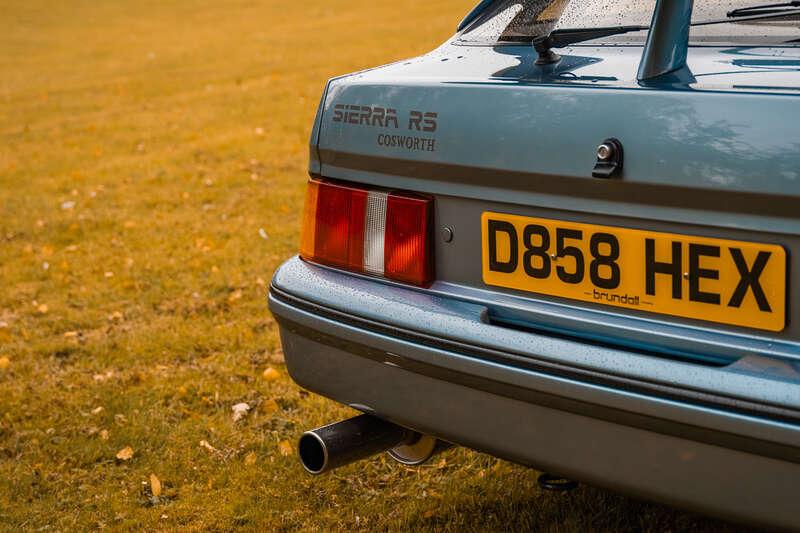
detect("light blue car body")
(270, 2), (800, 527)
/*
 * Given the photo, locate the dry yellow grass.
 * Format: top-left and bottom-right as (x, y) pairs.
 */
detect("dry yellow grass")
(0, 1), (746, 530)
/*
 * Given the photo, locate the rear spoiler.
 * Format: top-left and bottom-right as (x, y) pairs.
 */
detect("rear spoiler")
(457, 0), (694, 82)
(456, 0), (495, 32)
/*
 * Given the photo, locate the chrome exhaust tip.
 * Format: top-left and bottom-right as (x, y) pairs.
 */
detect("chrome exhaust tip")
(298, 414), (413, 475)
(297, 431), (330, 475)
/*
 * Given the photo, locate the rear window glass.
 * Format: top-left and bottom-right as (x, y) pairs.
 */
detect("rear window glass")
(458, 0), (800, 44)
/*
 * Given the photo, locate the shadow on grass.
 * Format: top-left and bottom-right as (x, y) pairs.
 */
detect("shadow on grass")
(401, 479), (753, 532)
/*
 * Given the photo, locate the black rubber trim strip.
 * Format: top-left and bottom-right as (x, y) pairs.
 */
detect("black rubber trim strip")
(318, 149), (800, 218)
(270, 286), (800, 464)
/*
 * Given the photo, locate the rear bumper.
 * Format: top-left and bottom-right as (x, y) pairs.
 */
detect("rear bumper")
(269, 256), (800, 529)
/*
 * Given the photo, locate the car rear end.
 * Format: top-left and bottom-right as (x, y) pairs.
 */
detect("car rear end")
(269, 1), (800, 528)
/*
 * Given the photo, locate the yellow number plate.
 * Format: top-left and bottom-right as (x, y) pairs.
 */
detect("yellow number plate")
(481, 212), (787, 332)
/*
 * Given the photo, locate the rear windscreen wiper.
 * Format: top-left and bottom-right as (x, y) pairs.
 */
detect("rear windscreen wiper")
(727, 1), (800, 17)
(533, 8), (800, 65)
(533, 26), (647, 64)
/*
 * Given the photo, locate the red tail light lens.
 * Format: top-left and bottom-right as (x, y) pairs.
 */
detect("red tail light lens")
(385, 194), (433, 284)
(300, 179), (434, 286)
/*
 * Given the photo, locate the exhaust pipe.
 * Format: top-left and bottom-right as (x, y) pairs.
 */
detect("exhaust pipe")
(298, 414), (422, 474)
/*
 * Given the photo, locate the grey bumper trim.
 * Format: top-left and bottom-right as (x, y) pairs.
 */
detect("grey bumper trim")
(270, 285), (800, 464)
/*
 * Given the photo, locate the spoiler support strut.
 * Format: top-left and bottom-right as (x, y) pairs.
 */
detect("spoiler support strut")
(637, 0), (695, 82)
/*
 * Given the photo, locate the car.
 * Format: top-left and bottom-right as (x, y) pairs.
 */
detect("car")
(268, 1), (800, 528)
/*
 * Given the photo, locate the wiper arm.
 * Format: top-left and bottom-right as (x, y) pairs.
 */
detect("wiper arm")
(533, 8), (800, 66)
(727, 1), (800, 18)
(533, 26), (647, 65)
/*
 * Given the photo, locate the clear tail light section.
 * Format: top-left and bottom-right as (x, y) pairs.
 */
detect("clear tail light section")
(300, 179), (433, 286)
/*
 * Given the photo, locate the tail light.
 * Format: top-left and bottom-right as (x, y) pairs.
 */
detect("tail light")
(300, 179), (433, 286)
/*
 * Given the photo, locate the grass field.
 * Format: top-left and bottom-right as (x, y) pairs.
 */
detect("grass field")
(0, 1), (749, 530)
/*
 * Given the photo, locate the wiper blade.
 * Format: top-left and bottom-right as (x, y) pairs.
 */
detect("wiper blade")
(533, 26), (647, 64)
(727, 1), (800, 18)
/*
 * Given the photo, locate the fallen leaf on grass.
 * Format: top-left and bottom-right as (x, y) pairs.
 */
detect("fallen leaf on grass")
(0, 357), (10, 370)
(93, 370), (115, 381)
(91, 406), (104, 415)
(262, 367), (280, 381)
(199, 440), (218, 453)
(231, 402), (250, 422)
(108, 311), (123, 322)
(116, 446), (134, 461)
(261, 399), (279, 413)
(244, 451), (257, 465)
(150, 473), (162, 497)
(227, 290), (242, 303)
(36, 303), (49, 314)
(100, 429), (109, 440)
(278, 440), (293, 456)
